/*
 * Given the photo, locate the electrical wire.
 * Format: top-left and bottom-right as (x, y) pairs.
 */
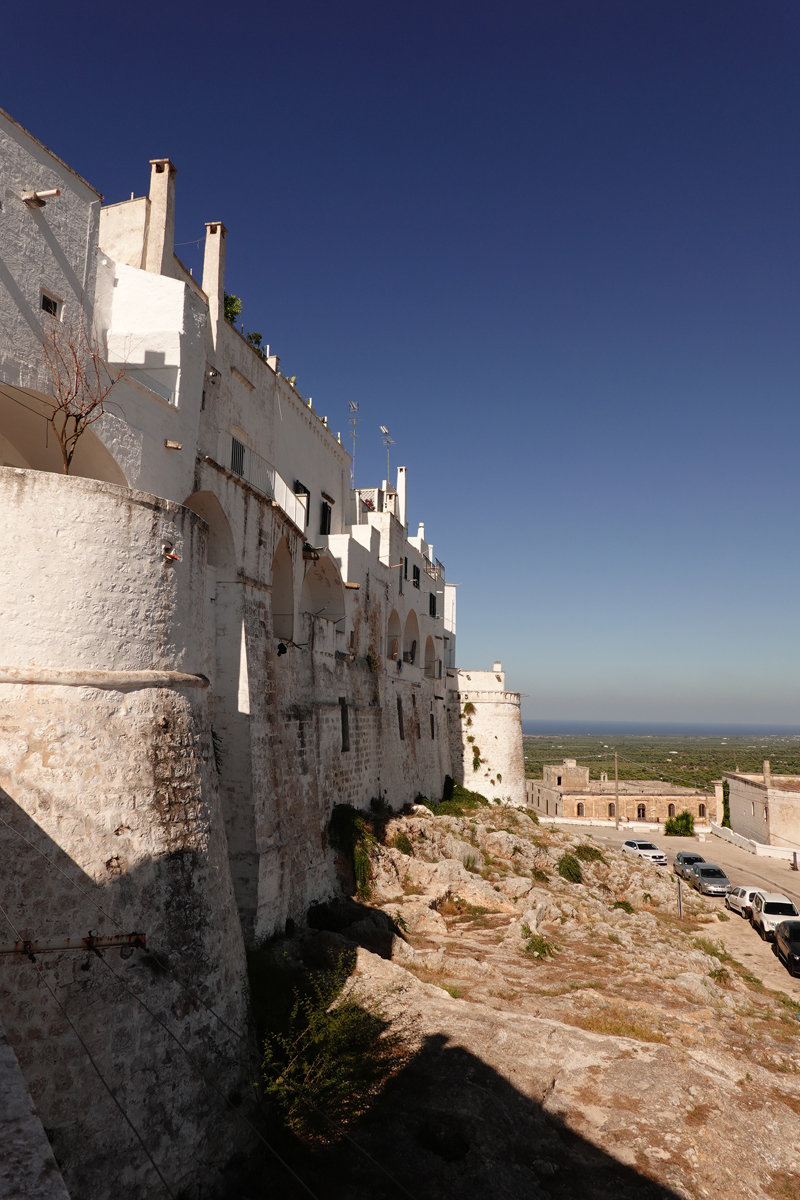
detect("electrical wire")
(94, 955), (321, 1200)
(0, 899), (176, 1199)
(0, 810), (417, 1198)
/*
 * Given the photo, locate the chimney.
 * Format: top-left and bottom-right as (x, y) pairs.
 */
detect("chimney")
(763, 760), (771, 786)
(493, 661), (502, 672)
(202, 222), (227, 351)
(417, 522), (425, 542)
(396, 466), (407, 527)
(144, 158), (177, 276)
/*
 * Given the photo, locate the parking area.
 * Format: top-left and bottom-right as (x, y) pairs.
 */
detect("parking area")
(558, 821), (800, 1001)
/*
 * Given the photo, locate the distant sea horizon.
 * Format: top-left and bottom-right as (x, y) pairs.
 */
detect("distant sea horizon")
(521, 720), (800, 737)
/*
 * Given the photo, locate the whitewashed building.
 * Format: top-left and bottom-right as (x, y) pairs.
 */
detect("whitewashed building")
(0, 108), (525, 1196)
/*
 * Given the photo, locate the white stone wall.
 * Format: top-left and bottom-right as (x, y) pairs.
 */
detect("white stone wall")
(727, 772), (800, 850)
(446, 667), (525, 806)
(0, 469), (250, 1198)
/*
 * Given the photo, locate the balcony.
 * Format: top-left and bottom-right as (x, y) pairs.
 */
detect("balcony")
(424, 556), (444, 582)
(217, 431), (307, 528)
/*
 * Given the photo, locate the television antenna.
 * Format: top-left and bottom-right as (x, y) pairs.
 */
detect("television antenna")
(348, 401), (361, 488)
(380, 425), (395, 485)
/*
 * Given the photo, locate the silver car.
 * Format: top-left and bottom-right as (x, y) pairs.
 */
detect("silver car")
(688, 863), (731, 897)
(673, 852), (705, 880)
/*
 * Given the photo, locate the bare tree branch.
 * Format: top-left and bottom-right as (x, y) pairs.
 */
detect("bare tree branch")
(40, 311), (124, 475)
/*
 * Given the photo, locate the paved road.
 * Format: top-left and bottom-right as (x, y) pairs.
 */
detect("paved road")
(558, 822), (800, 1001)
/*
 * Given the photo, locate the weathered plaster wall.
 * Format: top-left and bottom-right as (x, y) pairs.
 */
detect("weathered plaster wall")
(0, 469), (250, 1198)
(0, 1016), (70, 1200)
(446, 667), (525, 806)
(727, 772), (800, 850)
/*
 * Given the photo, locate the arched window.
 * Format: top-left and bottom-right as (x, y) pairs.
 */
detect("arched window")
(300, 552), (345, 623)
(271, 536), (293, 640)
(698, 803), (706, 819)
(403, 609), (419, 664)
(576, 802), (585, 817)
(668, 803), (676, 818)
(608, 802), (615, 818)
(387, 609), (401, 660)
(424, 636), (436, 678)
(637, 804), (646, 820)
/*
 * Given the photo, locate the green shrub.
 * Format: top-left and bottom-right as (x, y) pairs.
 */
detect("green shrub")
(391, 831), (413, 856)
(328, 805), (376, 900)
(421, 783), (490, 819)
(463, 853), (479, 873)
(521, 925), (558, 958)
(573, 843), (604, 864)
(722, 780), (731, 829)
(664, 810), (695, 836)
(557, 853), (583, 884)
(531, 868), (550, 884)
(261, 956), (408, 1140)
(613, 899), (634, 914)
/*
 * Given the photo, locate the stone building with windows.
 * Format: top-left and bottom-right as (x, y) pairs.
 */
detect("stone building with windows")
(526, 759), (715, 824)
(725, 761), (800, 851)
(0, 107), (525, 1197)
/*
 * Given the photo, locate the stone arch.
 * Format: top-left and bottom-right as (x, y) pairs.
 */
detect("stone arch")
(183, 489), (257, 939)
(403, 609), (419, 665)
(608, 802), (615, 818)
(577, 802), (585, 817)
(387, 609), (401, 660)
(698, 803), (706, 819)
(271, 536), (294, 641)
(637, 803), (646, 821)
(668, 803), (676, 818)
(424, 635), (435, 678)
(0, 385), (128, 484)
(300, 552), (345, 623)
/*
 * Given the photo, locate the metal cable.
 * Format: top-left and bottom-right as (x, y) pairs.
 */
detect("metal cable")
(0, 811), (417, 1197)
(0, 900), (176, 1198)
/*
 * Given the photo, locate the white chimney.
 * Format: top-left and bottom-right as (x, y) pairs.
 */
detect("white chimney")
(145, 158), (177, 276)
(417, 522), (425, 541)
(202, 221), (227, 351)
(396, 466), (407, 526)
(493, 661), (502, 672)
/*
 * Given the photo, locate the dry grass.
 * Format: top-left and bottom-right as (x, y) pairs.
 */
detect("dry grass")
(685, 1103), (713, 1126)
(563, 1007), (669, 1044)
(767, 1172), (800, 1200)
(773, 1089), (800, 1117)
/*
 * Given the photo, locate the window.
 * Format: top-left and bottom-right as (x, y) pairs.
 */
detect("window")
(396, 696), (404, 739)
(668, 804), (675, 818)
(430, 713), (435, 739)
(698, 803), (706, 818)
(320, 501), (332, 535)
(637, 804), (646, 820)
(40, 291), (61, 318)
(230, 437), (245, 476)
(339, 697), (350, 753)
(404, 557), (408, 580)
(412, 565), (420, 589)
(576, 802), (584, 817)
(294, 481), (310, 529)
(429, 592), (437, 618)
(557, 776), (562, 786)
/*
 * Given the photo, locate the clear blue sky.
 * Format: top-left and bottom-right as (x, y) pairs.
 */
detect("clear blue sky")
(6, 2), (800, 724)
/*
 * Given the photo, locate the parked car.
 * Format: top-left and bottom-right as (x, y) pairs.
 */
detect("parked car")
(773, 920), (800, 976)
(751, 892), (799, 940)
(673, 852), (705, 880)
(621, 840), (667, 866)
(725, 886), (760, 918)
(687, 863), (731, 896)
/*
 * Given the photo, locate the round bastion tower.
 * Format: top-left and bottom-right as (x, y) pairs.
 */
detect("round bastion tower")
(446, 662), (526, 805)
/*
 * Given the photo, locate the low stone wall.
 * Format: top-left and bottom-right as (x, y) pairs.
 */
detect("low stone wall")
(711, 822), (797, 862)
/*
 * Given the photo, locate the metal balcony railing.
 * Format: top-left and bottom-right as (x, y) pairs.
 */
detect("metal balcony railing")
(217, 431), (308, 528)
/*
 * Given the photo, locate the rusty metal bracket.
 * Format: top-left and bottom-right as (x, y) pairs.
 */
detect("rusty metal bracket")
(0, 932), (146, 962)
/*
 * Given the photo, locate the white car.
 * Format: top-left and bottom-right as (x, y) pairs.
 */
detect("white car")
(725, 886), (760, 918)
(751, 891), (799, 940)
(621, 840), (667, 866)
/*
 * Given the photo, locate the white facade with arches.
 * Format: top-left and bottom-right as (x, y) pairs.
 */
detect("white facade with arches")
(0, 109), (527, 1197)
